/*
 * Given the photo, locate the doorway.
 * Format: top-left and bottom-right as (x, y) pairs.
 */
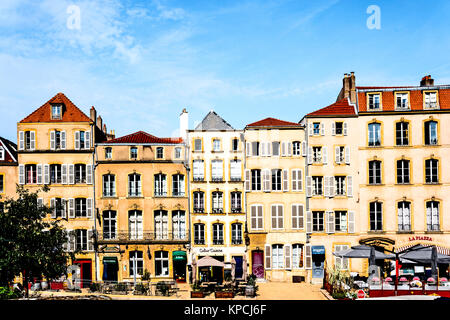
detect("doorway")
(73, 259), (92, 288)
(252, 250), (264, 278)
(102, 257), (118, 282)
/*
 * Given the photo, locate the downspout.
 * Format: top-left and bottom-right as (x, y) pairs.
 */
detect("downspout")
(182, 140), (191, 282)
(92, 123), (100, 282)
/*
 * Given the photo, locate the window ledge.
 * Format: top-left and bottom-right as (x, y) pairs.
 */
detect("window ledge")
(396, 231), (414, 234)
(368, 231), (385, 234)
(425, 231), (443, 234)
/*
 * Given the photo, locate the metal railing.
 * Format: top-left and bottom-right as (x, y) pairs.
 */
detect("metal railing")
(97, 231), (189, 242)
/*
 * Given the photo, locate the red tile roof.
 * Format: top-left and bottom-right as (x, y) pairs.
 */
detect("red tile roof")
(246, 117), (301, 127)
(20, 92), (91, 123)
(307, 98), (356, 117)
(105, 131), (183, 144)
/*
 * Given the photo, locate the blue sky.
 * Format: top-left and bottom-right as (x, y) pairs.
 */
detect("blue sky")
(1, 0), (450, 141)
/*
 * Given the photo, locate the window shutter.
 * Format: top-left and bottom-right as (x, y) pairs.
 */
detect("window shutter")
(347, 176), (353, 197)
(324, 176), (329, 197)
(348, 211), (355, 233)
(292, 205), (298, 229)
(30, 131), (35, 150)
(297, 170), (303, 191)
(265, 244), (271, 270)
(343, 122), (348, 136)
(285, 244), (292, 270)
(261, 142), (266, 157)
(345, 146), (350, 164)
(62, 164), (68, 184)
(62, 198), (67, 219)
(287, 142), (292, 156)
(301, 141), (307, 157)
(323, 146), (328, 164)
(306, 211), (312, 234)
(50, 131), (56, 150)
(19, 131), (24, 150)
(85, 131), (90, 149)
(263, 169), (271, 192)
(66, 231), (73, 252)
(37, 164), (43, 184)
(74, 131), (80, 150)
(51, 198), (56, 218)
(308, 123), (313, 136)
(307, 146), (313, 165)
(44, 164), (50, 185)
(61, 131), (66, 149)
(258, 205), (263, 229)
(320, 123), (325, 136)
(292, 170), (297, 191)
(68, 198), (75, 218)
(329, 176), (335, 197)
(246, 142), (251, 156)
(331, 122), (336, 136)
(267, 142), (271, 156)
(326, 211), (335, 234)
(271, 205), (277, 229)
(69, 164), (75, 184)
(250, 206), (256, 229)
(86, 164), (93, 184)
(283, 169), (289, 192)
(19, 164), (25, 184)
(335, 146), (340, 164)
(245, 169), (250, 191)
(298, 205), (304, 229)
(87, 198), (93, 218)
(37, 198), (44, 209)
(88, 230), (94, 251)
(305, 244), (312, 269)
(306, 176), (312, 198)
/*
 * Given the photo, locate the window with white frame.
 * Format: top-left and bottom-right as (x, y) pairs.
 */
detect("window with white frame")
(396, 122), (409, 146)
(75, 229), (88, 251)
(172, 210), (186, 240)
(74, 164), (86, 184)
(174, 147), (182, 159)
(291, 204), (304, 229)
(271, 169), (282, 191)
(194, 138), (202, 152)
(272, 244), (284, 269)
(193, 160), (204, 181)
(103, 210), (117, 240)
(212, 191), (223, 213)
(398, 201), (411, 232)
(271, 205), (284, 229)
(211, 160), (223, 181)
(231, 223), (242, 244)
(368, 160), (382, 184)
(194, 223), (205, 245)
(272, 141), (280, 156)
(370, 202), (383, 231)
(312, 211), (324, 232)
(103, 174), (115, 197)
(250, 205), (263, 230)
(51, 104), (62, 119)
(105, 147), (112, 159)
(130, 250), (144, 277)
(213, 139), (221, 151)
(368, 123), (381, 146)
(292, 244), (304, 269)
(396, 92), (409, 109)
(425, 159), (439, 184)
(336, 146), (345, 163)
(334, 176), (346, 196)
(334, 245), (349, 269)
(193, 191), (204, 213)
(128, 173), (142, 196)
(232, 138), (239, 151)
(212, 223), (224, 245)
(424, 91), (438, 109)
(312, 176), (323, 196)
(154, 173), (167, 196)
(312, 146), (322, 163)
(251, 169), (261, 191)
(251, 142), (260, 156)
(231, 191), (242, 212)
(335, 122), (344, 135)
(230, 160), (241, 181)
(156, 147), (164, 159)
(52, 197), (65, 218)
(335, 211), (347, 232)
(155, 251), (169, 276)
(129, 210), (143, 240)
(368, 93), (381, 110)
(130, 147), (138, 159)
(155, 210), (168, 239)
(172, 174), (185, 196)
(292, 141), (301, 156)
(426, 201), (440, 231)
(397, 160), (410, 184)
(50, 164), (62, 184)
(313, 123), (320, 135)
(424, 121), (438, 145)
(25, 164), (37, 184)
(291, 169), (302, 191)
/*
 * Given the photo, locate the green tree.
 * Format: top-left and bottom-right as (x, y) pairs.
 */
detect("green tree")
(0, 185), (75, 297)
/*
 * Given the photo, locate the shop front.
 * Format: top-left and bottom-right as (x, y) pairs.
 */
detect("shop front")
(72, 259), (92, 288)
(102, 257), (119, 282)
(172, 250), (187, 282)
(311, 246), (325, 283)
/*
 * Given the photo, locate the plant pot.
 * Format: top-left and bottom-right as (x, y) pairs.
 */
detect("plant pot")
(215, 291), (234, 298)
(245, 285), (255, 297)
(191, 291), (204, 298)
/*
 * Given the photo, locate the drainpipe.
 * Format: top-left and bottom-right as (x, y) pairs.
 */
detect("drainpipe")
(92, 123), (100, 282)
(182, 140), (191, 282)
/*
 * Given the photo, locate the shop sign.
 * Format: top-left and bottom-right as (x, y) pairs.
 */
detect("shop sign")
(357, 289), (366, 299)
(408, 236), (433, 242)
(199, 248), (223, 253)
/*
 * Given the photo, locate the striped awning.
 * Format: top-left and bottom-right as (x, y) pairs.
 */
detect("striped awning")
(395, 244), (450, 255)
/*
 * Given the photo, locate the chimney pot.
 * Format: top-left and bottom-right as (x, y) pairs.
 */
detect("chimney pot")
(420, 75), (434, 86)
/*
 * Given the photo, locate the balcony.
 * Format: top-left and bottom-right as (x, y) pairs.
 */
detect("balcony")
(154, 191), (168, 197)
(212, 208), (224, 214)
(172, 191), (185, 197)
(193, 176), (205, 182)
(193, 207), (205, 213)
(212, 239), (224, 245)
(96, 231), (188, 244)
(211, 177), (223, 182)
(424, 102), (439, 109)
(232, 239), (243, 245)
(231, 207), (242, 213)
(230, 177), (242, 182)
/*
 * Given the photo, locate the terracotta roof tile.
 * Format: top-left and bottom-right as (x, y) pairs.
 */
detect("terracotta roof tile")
(246, 117), (301, 127)
(20, 92), (91, 123)
(106, 131), (183, 144)
(306, 98), (356, 117)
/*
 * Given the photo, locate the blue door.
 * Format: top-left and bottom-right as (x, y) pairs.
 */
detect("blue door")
(233, 256), (243, 279)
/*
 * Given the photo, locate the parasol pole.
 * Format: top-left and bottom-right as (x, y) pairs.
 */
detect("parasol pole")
(395, 253), (399, 296)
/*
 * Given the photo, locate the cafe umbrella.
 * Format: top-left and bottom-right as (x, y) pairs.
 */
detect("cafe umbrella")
(333, 245), (394, 262)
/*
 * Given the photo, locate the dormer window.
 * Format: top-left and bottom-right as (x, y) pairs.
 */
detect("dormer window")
(395, 92), (409, 110)
(52, 104), (62, 120)
(424, 91), (438, 109)
(367, 93), (381, 110)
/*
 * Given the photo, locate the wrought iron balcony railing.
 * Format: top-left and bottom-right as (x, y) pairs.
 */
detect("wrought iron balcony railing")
(96, 231), (188, 243)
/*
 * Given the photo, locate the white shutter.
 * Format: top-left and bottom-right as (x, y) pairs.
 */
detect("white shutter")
(51, 198), (56, 218)
(86, 164), (93, 184)
(343, 122), (348, 136)
(287, 142), (292, 156)
(19, 164), (25, 184)
(298, 170), (303, 191)
(87, 230), (94, 251)
(298, 205), (304, 229)
(326, 211), (335, 234)
(44, 164), (50, 185)
(19, 131), (24, 150)
(62, 164), (68, 184)
(324, 176), (329, 197)
(348, 211), (355, 233)
(69, 164), (75, 184)
(85, 131), (90, 149)
(263, 169), (271, 192)
(50, 131), (56, 150)
(329, 176), (335, 197)
(281, 142), (286, 156)
(246, 142), (251, 156)
(292, 170), (297, 191)
(306, 176), (312, 197)
(320, 123), (325, 136)
(87, 198), (93, 219)
(285, 244), (292, 270)
(68, 198), (75, 218)
(74, 131), (80, 150)
(335, 146), (341, 164)
(301, 141), (307, 157)
(347, 176), (353, 197)
(306, 211), (312, 234)
(307, 146), (313, 164)
(261, 142), (266, 157)
(61, 131), (66, 149)
(265, 244), (271, 270)
(37, 198), (44, 208)
(345, 146), (350, 164)
(267, 142), (271, 156)
(245, 169), (251, 191)
(283, 169), (289, 192)
(308, 123), (313, 136)
(305, 244), (312, 269)
(30, 131), (35, 150)
(323, 146), (328, 164)
(37, 164), (43, 184)
(331, 122), (336, 136)
(62, 198), (67, 218)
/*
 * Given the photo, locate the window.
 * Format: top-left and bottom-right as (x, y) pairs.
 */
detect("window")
(291, 204), (304, 229)
(334, 245), (349, 269)
(155, 251), (169, 277)
(397, 160), (410, 184)
(312, 146), (322, 163)
(230, 160), (241, 181)
(213, 139), (221, 151)
(368, 160), (382, 184)
(292, 244), (304, 269)
(193, 191), (204, 213)
(424, 121), (438, 145)
(370, 202), (383, 231)
(335, 176), (346, 196)
(129, 210), (143, 240)
(212, 223), (224, 245)
(74, 164), (86, 184)
(335, 211), (347, 232)
(313, 123), (320, 135)
(292, 141), (301, 156)
(103, 174), (115, 197)
(396, 122), (409, 146)
(291, 169), (302, 191)
(75, 229), (88, 251)
(52, 198), (65, 218)
(51, 105), (62, 119)
(368, 93), (381, 110)
(232, 138), (239, 151)
(271, 205), (284, 229)
(425, 159), (439, 184)
(211, 160), (223, 182)
(336, 146), (345, 163)
(424, 91), (438, 109)
(271, 169), (282, 191)
(155, 210), (168, 240)
(172, 210), (186, 240)
(24, 131), (35, 150)
(194, 223), (205, 245)
(103, 210), (117, 239)
(398, 201), (411, 232)
(79, 131), (86, 149)
(272, 142), (280, 156)
(312, 211), (324, 232)
(174, 147), (182, 159)
(194, 139), (202, 152)
(231, 191), (242, 213)
(128, 173), (142, 197)
(272, 244), (284, 269)
(231, 223), (242, 244)
(335, 122), (344, 135)
(75, 198), (87, 217)
(368, 123), (381, 146)
(50, 164), (62, 184)
(396, 92), (409, 109)
(156, 147), (164, 159)
(52, 130), (62, 149)
(312, 176), (323, 196)
(193, 160), (204, 181)
(105, 147), (112, 159)
(426, 201), (440, 231)
(251, 169), (261, 191)
(212, 191), (223, 213)
(25, 164), (37, 184)
(130, 147), (138, 159)
(154, 174), (167, 196)
(172, 174), (185, 196)
(251, 142), (260, 156)
(129, 251), (144, 277)
(250, 205), (263, 230)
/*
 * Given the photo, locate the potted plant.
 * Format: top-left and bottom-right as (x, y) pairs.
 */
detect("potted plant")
(156, 281), (169, 296)
(190, 281), (205, 298)
(134, 283), (147, 295)
(113, 282), (128, 295)
(245, 274), (258, 297)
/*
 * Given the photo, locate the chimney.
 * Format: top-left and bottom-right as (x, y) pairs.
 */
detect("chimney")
(420, 75), (434, 87)
(341, 72), (356, 104)
(179, 108), (188, 142)
(96, 115), (103, 130)
(103, 123), (107, 134)
(90, 106), (97, 122)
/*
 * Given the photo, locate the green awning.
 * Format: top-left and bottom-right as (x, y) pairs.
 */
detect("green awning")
(173, 251), (187, 261)
(103, 257), (118, 264)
